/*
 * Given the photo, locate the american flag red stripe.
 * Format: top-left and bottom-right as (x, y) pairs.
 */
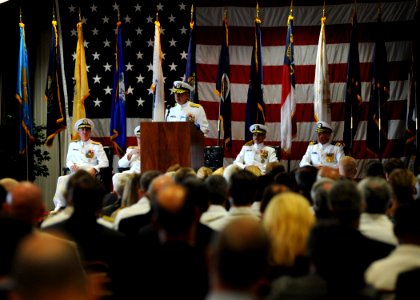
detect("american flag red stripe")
(195, 1), (415, 173)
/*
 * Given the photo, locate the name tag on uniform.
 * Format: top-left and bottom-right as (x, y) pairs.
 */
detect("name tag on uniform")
(311, 152), (318, 154)
(169, 115), (176, 118)
(326, 153), (335, 162)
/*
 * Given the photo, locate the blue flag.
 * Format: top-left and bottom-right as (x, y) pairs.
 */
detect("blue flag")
(110, 20), (127, 157)
(184, 5), (198, 103)
(215, 13), (232, 150)
(16, 21), (34, 154)
(245, 17), (265, 142)
(45, 19), (66, 147)
(366, 12), (389, 156)
(343, 11), (362, 154)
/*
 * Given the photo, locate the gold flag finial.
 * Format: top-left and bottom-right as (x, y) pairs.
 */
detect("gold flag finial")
(290, 0), (294, 16)
(156, 11), (159, 22)
(190, 4), (194, 30)
(78, 7), (81, 22)
(322, 0), (326, 17)
(256, 1), (261, 23)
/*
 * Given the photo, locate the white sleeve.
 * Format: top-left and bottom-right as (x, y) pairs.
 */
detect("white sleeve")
(268, 147), (279, 163)
(95, 144), (109, 170)
(118, 149), (132, 168)
(65, 143), (76, 169)
(233, 147), (246, 169)
(299, 145), (313, 167)
(198, 106), (209, 135)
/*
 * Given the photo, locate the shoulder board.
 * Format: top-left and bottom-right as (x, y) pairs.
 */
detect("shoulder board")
(244, 140), (254, 146)
(309, 141), (317, 145)
(332, 141), (345, 147)
(189, 102), (201, 108)
(91, 140), (101, 145)
(128, 146), (137, 149)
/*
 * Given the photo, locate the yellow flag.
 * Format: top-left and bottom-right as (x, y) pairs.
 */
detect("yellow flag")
(72, 20), (90, 139)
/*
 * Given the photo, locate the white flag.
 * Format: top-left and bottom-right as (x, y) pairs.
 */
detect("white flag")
(314, 16), (331, 124)
(151, 19), (165, 121)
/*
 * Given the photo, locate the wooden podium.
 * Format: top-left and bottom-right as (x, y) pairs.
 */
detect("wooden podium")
(140, 122), (204, 172)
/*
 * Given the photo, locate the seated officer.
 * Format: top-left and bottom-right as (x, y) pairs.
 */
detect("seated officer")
(233, 124), (278, 175)
(118, 125), (141, 174)
(300, 121), (344, 169)
(52, 118), (109, 212)
(166, 80), (209, 135)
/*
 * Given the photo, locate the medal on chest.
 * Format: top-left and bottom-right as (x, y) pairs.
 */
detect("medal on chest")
(325, 152), (334, 163)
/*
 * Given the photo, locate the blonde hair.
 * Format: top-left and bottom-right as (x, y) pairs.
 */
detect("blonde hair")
(121, 173), (141, 207)
(262, 192), (315, 266)
(245, 165), (262, 177)
(196, 166), (213, 180)
(213, 167), (224, 176)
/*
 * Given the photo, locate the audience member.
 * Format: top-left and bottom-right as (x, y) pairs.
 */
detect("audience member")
(339, 155), (358, 180)
(295, 165), (318, 205)
(101, 172), (131, 217)
(317, 166), (340, 181)
(223, 163), (241, 184)
(383, 158), (404, 180)
(210, 170), (259, 231)
(387, 168), (416, 218)
(259, 183), (285, 215)
(357, 177), (397, 245)
(262, 192), (315, 280)
(173, 167), (196, 184)
(197, 166), (213, 180)
(366, 201), (420, 294)
(311, 178), (335, 220)
(200, 175), (229, 227)
(206, 218), (270, 300)
(365, 160), (385, 178)
(265, 161), (286, 180)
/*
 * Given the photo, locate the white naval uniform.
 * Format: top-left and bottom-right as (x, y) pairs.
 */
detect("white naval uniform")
(52, 139), (109, 211)
(118, 146), (140, 173)
(299, 142), (345, 168)
(166, 101), (209, 135)
(233, 143), (278, 175)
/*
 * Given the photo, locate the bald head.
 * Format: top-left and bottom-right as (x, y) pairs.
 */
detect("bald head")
(156, 184), (187, 214)
(7, 182), (44, 224)
(148, 174), (174, 202)
(317, 166), (340, 181)
(339, 156), (357, 179)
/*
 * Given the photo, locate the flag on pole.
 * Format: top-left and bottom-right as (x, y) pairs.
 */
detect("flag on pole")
(215, 11), (232, 150)
(245, 10), (265, 142)
(110, 19), (127, 157)
(184, 4), (198, 103)
(16, 20), (34, 154)
(71, 20), (89, 139)
(405, 7), (420, 152)
(314, 15), (331, 124)
(343, 10), (362, 154)
(366, 12), (389, 156)
(151, 16), (165, 121)
(280, 12), (296, 153)
(44, 18), (66, 147)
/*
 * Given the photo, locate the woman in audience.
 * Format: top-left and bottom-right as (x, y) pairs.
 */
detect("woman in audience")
(262, 192), (315, 280)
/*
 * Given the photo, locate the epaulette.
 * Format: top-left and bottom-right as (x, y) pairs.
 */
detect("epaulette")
(244, 140), (254, 146)
(332, 141), (345, 147)
(128, 146), (137, 149)
(91, 140), (101, 145)
(309, 141), (317, 145)
(189, 102), (201, 108)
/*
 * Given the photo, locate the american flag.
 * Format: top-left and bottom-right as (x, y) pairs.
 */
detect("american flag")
(57, 0), (193, 147)
(195, 0), (415, 175)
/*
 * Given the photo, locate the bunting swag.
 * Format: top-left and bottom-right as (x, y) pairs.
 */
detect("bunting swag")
(366, 12), (389, 157)
(184, 5), (198, 103)
(280, 12), (296, 154)
(71, 20), (89, 139)
(110, 20), (127, 157)
(245, 15), (265, 142)
(195, 1), (415, 174)
(313, 15), (331, 124)
(16, 20), (34, 154)
(343, 10), (362, 155)
(215, 12), (232, 151)
(151, 17), (165, 122)
(45, 18), (66, 147)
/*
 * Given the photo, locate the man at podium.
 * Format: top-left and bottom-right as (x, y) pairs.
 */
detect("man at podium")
(166, 80), (209, 135)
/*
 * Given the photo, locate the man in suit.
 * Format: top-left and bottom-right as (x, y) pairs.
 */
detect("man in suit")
(52, 118), (109, 212)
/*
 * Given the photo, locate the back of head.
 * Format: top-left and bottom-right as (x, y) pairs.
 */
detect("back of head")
(6, 181), (44, 225)
(112, 172), (131, 196)
(262, 192), (315, 266)
(393, 201), (420, 244)
(173, 167), (196, 184)
(181, 177), (210, 215)
(229, 170), (257, 206)
(140, 170), (163, 191)
(357, 177), (392, 214)
(339, 156), (357, 179)
(211, 218), (270, 291)
(245, 165), (262, 177)
(121, 173), (141, 207)
(147, 174), (174, 203)
(365, 160), (385, 178)
(317, 166), (340, 181)
(12, 233), (88, 300)
(327, 179), (362, 226)
(0, 178), (19, 192)
(196, 166), (213, 180)
(265, 161), (285, 179)
(154, 183), (195, 236)
(68, 172), (106, 216)
(295, 166), (318, 199)
(223, 164), (241, 184)
(259, 183), (285, 214)
(311, 178), (335, 219)
(204, 175), (228, 206)
(383, 158), (404, 178)
(388, 168), (416, 205)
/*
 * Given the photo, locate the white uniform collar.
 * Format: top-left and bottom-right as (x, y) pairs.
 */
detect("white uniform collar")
(179, 101), (190, 108)
(320, 142), (331, 148)
(79, 139), (91, 146)
(253, 143), (264, 150)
